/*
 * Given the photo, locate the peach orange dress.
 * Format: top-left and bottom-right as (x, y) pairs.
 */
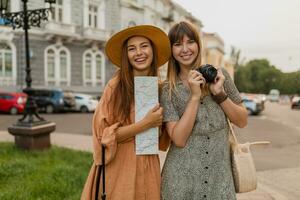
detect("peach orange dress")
(81, 77), (161, 200)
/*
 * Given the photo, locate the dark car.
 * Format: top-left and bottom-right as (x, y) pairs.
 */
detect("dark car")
(30, 89), (76, 113)
(291, 96), (300, 109)
(0, 92), (27, 114)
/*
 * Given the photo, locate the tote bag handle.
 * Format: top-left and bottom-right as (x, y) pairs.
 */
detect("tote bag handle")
(95, 145), (106, 200)
(226, 118), (270, 147)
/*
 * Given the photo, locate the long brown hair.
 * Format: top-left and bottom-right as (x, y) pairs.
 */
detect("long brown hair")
(167, 21), (203, 97)
(111, 37), (158, 124)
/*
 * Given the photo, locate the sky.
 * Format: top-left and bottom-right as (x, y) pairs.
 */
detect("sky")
(173, 0), (300, 72)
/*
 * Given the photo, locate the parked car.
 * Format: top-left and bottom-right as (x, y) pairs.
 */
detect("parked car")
(268, 89), (280, 102)
(30, 89), (76, 113)
(74, 93), (98, 113)
(242, 96), (263, 115)
(0, 92), (27, 114)
(291, 96), (300, 109)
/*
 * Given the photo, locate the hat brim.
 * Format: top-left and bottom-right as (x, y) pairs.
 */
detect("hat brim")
(105, 25), (171, 68)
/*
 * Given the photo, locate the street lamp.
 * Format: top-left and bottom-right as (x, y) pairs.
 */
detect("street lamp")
(0, 0), (56, 150)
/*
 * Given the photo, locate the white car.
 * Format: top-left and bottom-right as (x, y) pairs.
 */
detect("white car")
(74, 93), (98, 113)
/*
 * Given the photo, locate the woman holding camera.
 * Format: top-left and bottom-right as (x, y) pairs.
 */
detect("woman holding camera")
(160, 21), (248, 200)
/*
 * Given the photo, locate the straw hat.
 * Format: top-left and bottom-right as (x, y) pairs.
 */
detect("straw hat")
(105, 25), (171, 68)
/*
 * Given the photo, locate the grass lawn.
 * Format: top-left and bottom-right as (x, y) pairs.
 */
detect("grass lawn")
(0, 142), (93, 200)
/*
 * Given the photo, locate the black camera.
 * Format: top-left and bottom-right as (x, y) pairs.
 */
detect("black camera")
(196, 64), (217, 83)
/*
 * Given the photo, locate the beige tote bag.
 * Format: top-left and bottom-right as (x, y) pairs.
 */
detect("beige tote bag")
(227, 118), (270, 193)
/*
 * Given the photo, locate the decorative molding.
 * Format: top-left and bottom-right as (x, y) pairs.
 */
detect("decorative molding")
(44, 21), (79, 40)
(82, 27), (110, 42)
(0, 26), (14, 41)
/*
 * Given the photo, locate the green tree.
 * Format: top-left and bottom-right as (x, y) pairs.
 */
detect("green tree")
(234, 58), (299, 94)
(279, 71), (300, 94)
(235, 59), (282, 93)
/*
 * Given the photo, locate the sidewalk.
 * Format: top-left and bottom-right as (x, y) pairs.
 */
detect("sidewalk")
(0, 131), (293, 200)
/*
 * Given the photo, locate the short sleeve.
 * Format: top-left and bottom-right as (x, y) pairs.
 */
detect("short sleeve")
(222, 68), (243, 104)
(159, 84), (180, 122)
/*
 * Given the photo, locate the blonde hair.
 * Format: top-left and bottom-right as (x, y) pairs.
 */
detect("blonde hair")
(167, 21), (208, 98)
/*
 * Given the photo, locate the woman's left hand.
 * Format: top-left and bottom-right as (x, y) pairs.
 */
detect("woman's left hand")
(209, 68), (225, 95)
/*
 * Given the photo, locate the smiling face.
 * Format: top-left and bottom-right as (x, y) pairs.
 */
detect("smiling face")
(172, 34), (199, 69)
(127, 36), (154, 76)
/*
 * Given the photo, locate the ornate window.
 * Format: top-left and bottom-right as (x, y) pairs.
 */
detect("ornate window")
(0, 42), (16, 86)
(50, 0), (63, 22)
(88, 5), (98, 28)
(3, 0), (11, 12)
(84, 0), (105, 29)
(83, 49), (105, 86)
(45, 46), (71, 86)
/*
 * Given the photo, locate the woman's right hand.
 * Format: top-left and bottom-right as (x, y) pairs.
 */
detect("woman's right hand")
(188, 70), (205, 100)
(143, 104), (163, 129)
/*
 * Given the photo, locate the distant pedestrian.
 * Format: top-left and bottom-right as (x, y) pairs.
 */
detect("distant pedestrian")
(81, 25), (171, 200)
(160, 21), (248, 200)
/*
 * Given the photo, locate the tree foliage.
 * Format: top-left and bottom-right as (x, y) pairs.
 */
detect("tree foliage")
(234, 58), (300, 94)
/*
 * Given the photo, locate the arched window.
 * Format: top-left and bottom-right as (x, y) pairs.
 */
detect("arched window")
(85, 53), (92, 80)
(128, 20), (137, 27)
(45, 46), (71, 86)
(59, 50), (67, 79)
(0, 43), (12, 77)
(47, 49), (55, 79)
(83, 50), (105, 86)
(0, 42), (16, 86)
(95, 54), (102, 80)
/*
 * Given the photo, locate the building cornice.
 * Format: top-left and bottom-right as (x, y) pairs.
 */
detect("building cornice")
(121, 0), (144, 11)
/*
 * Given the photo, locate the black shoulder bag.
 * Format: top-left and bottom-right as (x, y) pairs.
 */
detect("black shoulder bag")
(95, 145), (106, 200)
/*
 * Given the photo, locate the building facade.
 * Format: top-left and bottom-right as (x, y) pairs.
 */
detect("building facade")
(0, 0), (232, 95)
(203, 32), (234, 78)
(1, 0), (119, 95)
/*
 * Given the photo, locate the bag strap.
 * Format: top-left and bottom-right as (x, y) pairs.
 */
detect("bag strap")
(94, 145), (106, 200)
(101, 145), (106, 200)
(227, 118), (270, 147)
(226, 118), (238, 145)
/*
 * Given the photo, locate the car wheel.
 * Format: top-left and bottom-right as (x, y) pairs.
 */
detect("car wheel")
(10, 107), (18, 115)
(80, 106), (88, 113)
(46, 104), (54, 114)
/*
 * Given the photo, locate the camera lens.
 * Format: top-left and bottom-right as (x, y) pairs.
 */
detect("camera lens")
(196, 64), (217, 83)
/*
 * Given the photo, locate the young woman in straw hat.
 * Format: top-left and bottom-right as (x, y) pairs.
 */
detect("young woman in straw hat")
(81, 25), (171, 200)
(159, 21), (247, 200)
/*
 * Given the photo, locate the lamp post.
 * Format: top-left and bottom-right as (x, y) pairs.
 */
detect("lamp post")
(0, 0), (56, 150)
